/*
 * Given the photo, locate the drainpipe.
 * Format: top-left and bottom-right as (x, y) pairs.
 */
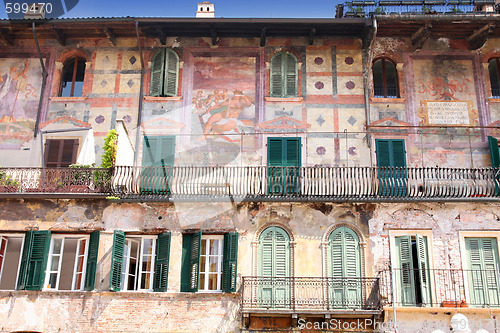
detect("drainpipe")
(134, 20), (145, 167)
(32, 22), (48, 138)
(362, 18), (377, 167)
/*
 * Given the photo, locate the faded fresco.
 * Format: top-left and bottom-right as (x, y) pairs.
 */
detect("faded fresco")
(191, 56), (256, 143)
(414, 58), (479, 127)
(0, 58), (42, 148)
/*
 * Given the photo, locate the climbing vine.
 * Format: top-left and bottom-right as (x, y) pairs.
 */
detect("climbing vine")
(101, 129), (118, 168)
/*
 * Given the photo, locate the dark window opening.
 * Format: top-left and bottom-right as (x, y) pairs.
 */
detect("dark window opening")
(44, 139), (78, 168)
(411, 238), (424, 306)
(489, 59), (500, 98)
(373, 58), (399, 98)
(61, 57), (86, 97)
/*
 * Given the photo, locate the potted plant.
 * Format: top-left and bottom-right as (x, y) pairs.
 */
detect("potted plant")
(0, 169), (19, 192)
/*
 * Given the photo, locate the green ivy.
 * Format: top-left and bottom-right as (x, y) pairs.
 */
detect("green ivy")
(101, 129), (118, 168)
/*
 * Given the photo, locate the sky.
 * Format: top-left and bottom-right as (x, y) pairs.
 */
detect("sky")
(0, 0), (342, 19)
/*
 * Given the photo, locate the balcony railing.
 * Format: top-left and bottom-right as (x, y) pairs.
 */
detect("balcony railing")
(335, 0), (496, 18)
(112, 166), (500, 201)
(241, 276), (381, 313)
(0, 167), (112, 195)
(380, 268), (500, 307)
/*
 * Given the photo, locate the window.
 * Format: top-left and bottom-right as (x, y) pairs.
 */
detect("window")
(270, 51), (298, 98)
(372, 58), (399, 98)
(44, 139), (78, 168)
(14, 231), (99, 291)
(0, 235), (23, 290)
(141, 136), (175, 194)
(150, 49), (179, 97)
(394, 235), (431, 306)
(489, 59), (500, 98)
(258, 226), (290, 308)
(376, 139), (407, 196)
(465, 237), (500, 306)
(109, 231), (171, 292)
(181, 232), (238, 293)
(267, 137), (301, 195)
(60, 57), (86, 97)
(328, 227), (361, 308)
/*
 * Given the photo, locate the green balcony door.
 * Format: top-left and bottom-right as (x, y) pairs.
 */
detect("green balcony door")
(488, 136), (500, 195)
(376, 139), (407, 196)
(267, 137), (301, 195)
(395, 235), (431, 306)
(141, 136), (175, 194)
(328, 227), (361, 309)
(466, 237), (500, 307)
(258, 226), (290, 308)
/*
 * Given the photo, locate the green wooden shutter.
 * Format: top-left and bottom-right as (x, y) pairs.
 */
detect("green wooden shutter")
(285, 53), (298, 98)
(376, 139), (391, 167)
(84, 230), (100, 291)
(391, 140), (406, 167)
(270, 52), (284, 97)
(489, 136), (500, 168)
(164, 49), (179, 97)
(109, 231), (125, 292)
(181, 232), (202, 292)
(267, 138), (283, 166)
(222, 232), (238, 293)
(284, 138), (301, 166)
(415, 234), (431, 305)
(141, 136), (175, 194)
(154, 232), (171, 292)
(17, 231), (34, 290)
(150, 50), (165, 97)
(24, 230), (51, 290)
(466, 237), (500, 306)
(376, 139), (407, 196)
(396, 235), (415, 306)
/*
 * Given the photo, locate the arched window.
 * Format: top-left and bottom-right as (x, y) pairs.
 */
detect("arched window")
(489, 58), (500, 98)
(372, 58), (399, 98)
(60, 57), (86, 97)
(150, 49), (179, 97)
(270, 51), (298, 98)
(258, 226), (290, 308)
(328, 226), (361, 308)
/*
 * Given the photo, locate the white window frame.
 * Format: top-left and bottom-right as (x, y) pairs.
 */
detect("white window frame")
(44, 235), (89, 291)
(388, 230), (436, 307)
(198, 235), (224, 293)
(0, 233), (25, 291)
(459, 231), (500, 305)
(121, 236), (156, 292)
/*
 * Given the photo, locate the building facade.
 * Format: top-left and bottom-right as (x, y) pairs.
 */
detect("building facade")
(0, 4), (500, 332)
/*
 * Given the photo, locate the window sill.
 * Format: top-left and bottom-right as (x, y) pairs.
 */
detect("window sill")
(488, 98), (500, 103)
(370, 97), (406, 103)
(144, 96), (183, 102)
(265, 97), (304, 103)
(50, 96), (87, 102)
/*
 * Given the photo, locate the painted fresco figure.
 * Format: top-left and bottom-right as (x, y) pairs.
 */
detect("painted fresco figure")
(200, 90), (252, 137)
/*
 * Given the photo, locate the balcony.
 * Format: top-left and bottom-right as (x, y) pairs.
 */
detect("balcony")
(0, 167), (112, 198)
(111, 166), (500, 202)
(240, 276), (381, 315)
(380, 268), (500, 308)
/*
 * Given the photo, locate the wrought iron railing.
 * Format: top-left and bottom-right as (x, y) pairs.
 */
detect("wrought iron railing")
(111, 166), (500, 200)
(380, 268), (500, 307)
(0, 167), (112, 194)
(335, 0), (495, 18)
(241, 276), (381, 312)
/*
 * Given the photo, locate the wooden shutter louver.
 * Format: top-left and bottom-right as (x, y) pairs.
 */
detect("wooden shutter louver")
(150, 50), (165, 97)
(154, 232), (171, 292)
(84, 230), (100, 291)
(222, 232), (238, 292)
(109, 231), (125, 292)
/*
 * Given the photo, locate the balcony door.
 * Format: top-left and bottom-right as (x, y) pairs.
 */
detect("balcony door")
(488, 136), (500, 195)
(141, 136), (175, 194)
(267, 137), (301, 195)
(466, 237), (500, 307)
(376, 139), (407, 196)
(258, 226), (290, 308)
(328, 227), (361, 308)
(395, 235), (431, 306)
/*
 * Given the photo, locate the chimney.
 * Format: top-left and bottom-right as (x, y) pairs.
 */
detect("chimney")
(196, 2), (215, 18)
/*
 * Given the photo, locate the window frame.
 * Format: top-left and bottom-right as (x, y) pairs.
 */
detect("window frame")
(121, 236), (157, 292)
(372, 58), (399, 98)
(389, 230), (435, 307)
(149, 49), (180, 98)
(0, 233), (25, 291)
(44, 234), (90, 291)
(198, 235), (224, 293)
(44, 138), (79, 168)
(60, 56), (86, 98)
